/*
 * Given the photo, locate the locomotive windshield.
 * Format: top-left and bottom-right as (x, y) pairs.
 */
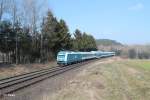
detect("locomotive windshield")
(58, 55), (65, 58)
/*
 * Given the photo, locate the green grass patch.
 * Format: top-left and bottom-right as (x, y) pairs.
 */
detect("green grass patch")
(125, 60), (150, 70)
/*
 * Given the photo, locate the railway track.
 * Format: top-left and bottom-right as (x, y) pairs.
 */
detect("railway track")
(0, 59), (98, 97)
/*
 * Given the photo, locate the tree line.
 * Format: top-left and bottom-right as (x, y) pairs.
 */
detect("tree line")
(0, 0), (97, 64)
(127, 48), (150, 59)
(96, 38), (150, 59)
(98, 44), (150, 59)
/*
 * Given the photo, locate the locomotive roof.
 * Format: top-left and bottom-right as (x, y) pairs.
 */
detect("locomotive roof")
(58, 51), (95, 55)
(57, 51), (115, 55)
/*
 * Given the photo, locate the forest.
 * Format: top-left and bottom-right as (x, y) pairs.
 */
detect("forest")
(0, 0), (97, 64)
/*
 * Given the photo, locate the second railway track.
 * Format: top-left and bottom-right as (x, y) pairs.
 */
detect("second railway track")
(0, 59), (98, 97)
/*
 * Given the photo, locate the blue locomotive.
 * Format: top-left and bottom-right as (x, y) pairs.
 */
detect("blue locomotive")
(57, 51), (115, 65)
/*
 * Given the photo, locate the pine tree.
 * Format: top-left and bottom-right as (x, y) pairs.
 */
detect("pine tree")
(41, 11), (72, 58)
(0, 20), (16, 63)
(73, 29), (97, 51)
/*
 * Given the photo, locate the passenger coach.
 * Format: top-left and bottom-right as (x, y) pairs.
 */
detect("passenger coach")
(57, 51), (115, 65)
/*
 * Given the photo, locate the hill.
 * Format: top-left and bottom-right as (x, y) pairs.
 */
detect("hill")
(96, 39), (123, 46)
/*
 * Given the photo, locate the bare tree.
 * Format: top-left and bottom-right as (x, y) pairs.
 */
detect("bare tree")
(12, 0), (18, 64)
(0, 0), (4, 20)
(0, 0), (13, 21)
(21, 0), (48, 62)
(21, 0), (48, 35)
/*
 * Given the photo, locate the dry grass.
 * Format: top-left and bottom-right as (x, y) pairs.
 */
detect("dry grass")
(0, 61), (57, 79)
(46, 58), (150, 100)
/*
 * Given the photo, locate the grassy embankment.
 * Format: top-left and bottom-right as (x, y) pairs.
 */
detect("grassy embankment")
(49, 59), (150, 100)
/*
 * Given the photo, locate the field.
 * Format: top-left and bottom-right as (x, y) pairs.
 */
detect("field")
(48, 58), (150, 100)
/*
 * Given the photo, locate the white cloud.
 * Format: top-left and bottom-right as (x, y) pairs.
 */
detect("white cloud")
(128, 3), (144, 11)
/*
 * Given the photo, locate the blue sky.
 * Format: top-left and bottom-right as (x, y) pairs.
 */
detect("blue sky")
(48, 0), (150, 44)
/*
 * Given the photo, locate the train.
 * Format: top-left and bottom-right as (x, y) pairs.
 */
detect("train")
(56, 51), (115, 65)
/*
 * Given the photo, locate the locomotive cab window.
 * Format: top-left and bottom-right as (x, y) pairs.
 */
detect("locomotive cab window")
(58, 55), (65, 58)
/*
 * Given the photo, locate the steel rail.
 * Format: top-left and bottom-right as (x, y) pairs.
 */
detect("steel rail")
(0, 66), (62, 85)
(0, 65), (60, 82)
(0, 59), (97, 97)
